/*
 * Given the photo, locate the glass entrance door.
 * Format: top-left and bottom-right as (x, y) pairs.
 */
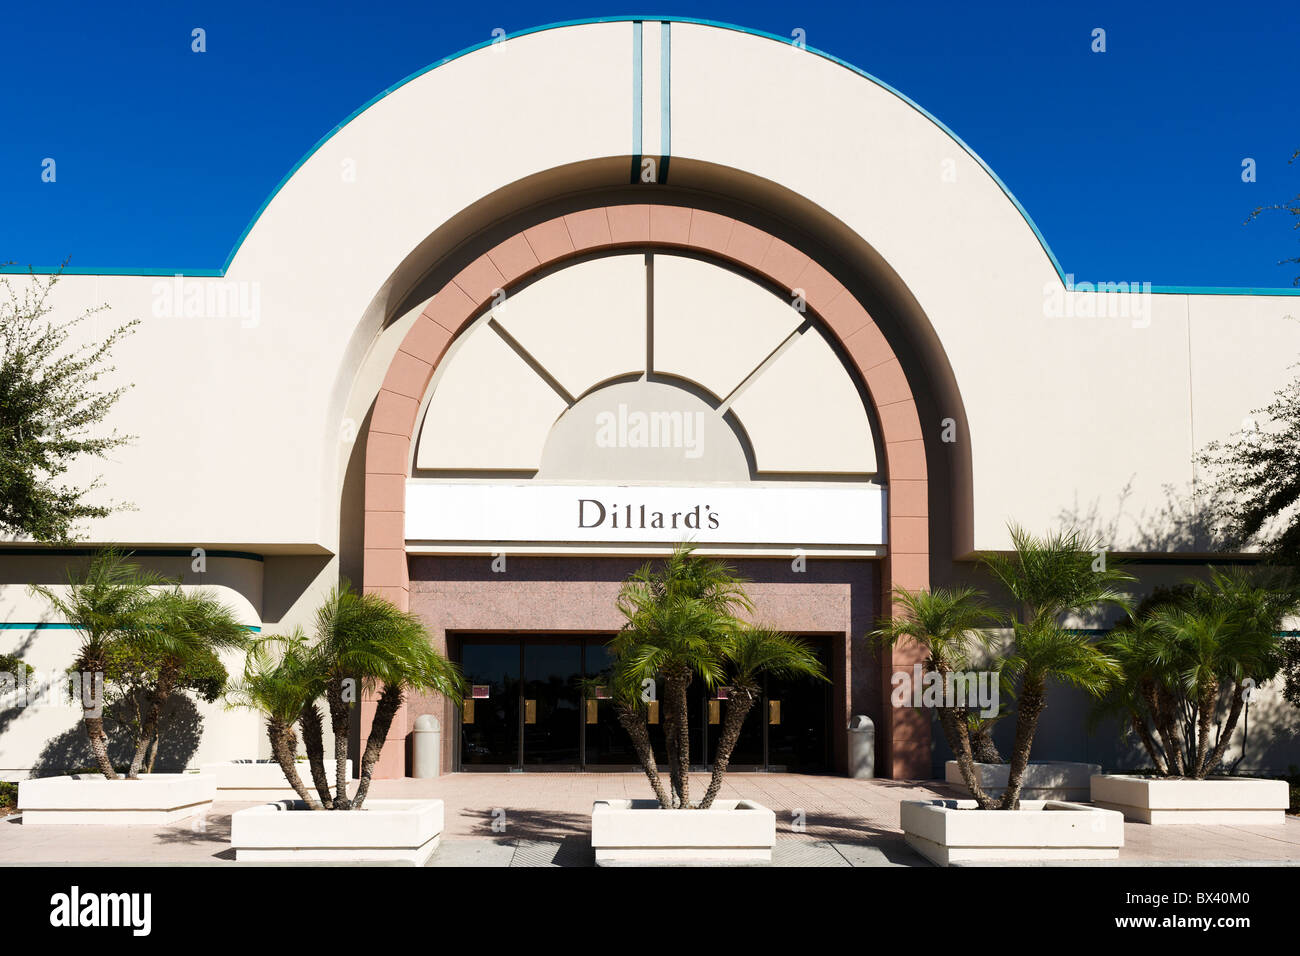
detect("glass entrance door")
(522, 642), (581, 766)
(457, 635), (830, 771)
(460, 641), (520, 768)
(765, 640), (832, 772)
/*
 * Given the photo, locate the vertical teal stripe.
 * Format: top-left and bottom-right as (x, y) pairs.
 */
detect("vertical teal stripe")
(659, 21), (671, 182)
(631, 20), (643, 181)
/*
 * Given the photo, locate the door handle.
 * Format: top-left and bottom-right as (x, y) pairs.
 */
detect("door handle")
(769, 700), (781, 725)
(525, 699), (537, 724)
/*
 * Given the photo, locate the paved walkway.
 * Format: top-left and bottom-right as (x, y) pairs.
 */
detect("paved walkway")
(3, 773), (1299, 866)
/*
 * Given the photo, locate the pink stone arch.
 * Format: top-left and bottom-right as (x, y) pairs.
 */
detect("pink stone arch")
(362, 204), (932, 779)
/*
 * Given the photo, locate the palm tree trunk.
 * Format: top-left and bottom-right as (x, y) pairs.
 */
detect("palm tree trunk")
(78, 661), (117, 780)
(661, 700), (682, 808)
(1131, 713), (1167, 775)
(128, 667), (175, 778)
(999, 676), (1045, 810)
(969, 721), (1002, 763)
(352, 684), (404, 810)
(1139, 681), (1171, 774)
(268, 717), (321, 809)
(616, 703), (671, 807)
(298, 702), (334, 808)
(1201, 679), (1245, 777)
(663, 670), (692, 808)
(1154, 685), (1185, 775)
(700, 686), (757, 809)
(937, 706), (997, 809)
(326, 676), (352, 810)
(127, 697), (161, 779)
(84, 715), (118, 779)
(929, 661), (996, 809)
(1192, 679), (1219, 778)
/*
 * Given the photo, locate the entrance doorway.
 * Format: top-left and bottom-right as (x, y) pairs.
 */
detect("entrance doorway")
(456, 635), (831, 772)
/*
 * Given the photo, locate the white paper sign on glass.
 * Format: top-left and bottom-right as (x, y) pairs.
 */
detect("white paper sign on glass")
(405, 482), (887, 548)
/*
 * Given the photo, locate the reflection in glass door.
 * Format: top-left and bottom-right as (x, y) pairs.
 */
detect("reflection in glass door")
(460, 642), (520, 767)
(457, 635), (830, 772)
(765, 640), (831, 772)
(522, 643), (581, 766)
(583, 642), (638, 765)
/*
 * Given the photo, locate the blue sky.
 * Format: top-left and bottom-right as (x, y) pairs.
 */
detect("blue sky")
(2, 1), (1297, 288)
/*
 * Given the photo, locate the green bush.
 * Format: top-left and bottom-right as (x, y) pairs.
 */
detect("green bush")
(0, 781), (16, 810)
(0, 653), (34, 679)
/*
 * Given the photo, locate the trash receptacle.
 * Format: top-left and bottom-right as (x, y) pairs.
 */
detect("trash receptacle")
(412, 714), (441, 778)
(848, 715), (875, 779)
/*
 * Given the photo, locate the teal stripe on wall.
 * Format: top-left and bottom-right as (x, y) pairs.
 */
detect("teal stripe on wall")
(631, 19), (642, 172)
(659, 21), (671, 183)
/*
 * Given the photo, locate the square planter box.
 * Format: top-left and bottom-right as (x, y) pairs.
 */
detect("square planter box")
(945, 760), (1101, 802)
(17, 773), (217, 825)
(230, 799), (443, 865)
(1091, 774), (1289, 824)
(901, 798), (1124, 866)
(591, 798), (777, 866)
(200, 760), (354, 801)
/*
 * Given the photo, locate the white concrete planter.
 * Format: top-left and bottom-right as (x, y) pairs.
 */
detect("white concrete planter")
(200, 760), (353, 801)
(230, 799), (443, 865)
(945, 760), (1101, 802)
(17, 773), (216, 825)
(591, 798), (777, 866)
(900, 798), (1124, 866)
(1091, 774), (1290, 824)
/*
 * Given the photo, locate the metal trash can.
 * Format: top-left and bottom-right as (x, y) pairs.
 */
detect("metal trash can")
(848, 715), (875, 779)
(412, 714), (441, 778)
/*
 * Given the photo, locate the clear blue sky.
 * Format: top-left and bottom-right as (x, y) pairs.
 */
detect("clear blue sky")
(2, 1), (1297, 288)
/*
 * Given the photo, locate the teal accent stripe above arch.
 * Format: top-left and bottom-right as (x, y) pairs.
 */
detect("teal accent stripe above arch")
(631, 19), (643, 178)
(659, 21), (671, 183)
(4, 16), (1298, 296)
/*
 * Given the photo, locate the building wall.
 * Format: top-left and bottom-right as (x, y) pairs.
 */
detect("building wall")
(2, 23), (1293, 559)
(2, 20), (1297, 778)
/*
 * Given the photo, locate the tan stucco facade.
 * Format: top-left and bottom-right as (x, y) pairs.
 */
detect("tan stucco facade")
(3, 20), (1298, 780)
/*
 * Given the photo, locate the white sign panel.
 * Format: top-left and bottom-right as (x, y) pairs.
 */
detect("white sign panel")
(405, 482), (887, 549)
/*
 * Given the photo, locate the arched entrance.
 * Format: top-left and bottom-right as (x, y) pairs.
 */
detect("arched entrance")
(361, 203), (932, 779)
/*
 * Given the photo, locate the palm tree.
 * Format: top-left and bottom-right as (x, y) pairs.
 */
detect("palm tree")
(872, 586), (1002, 808)
(1152, 567), (1296, 778)
(228, 585), (463, 812)
(308, 583), (465, 810)
(1093, 615), (1171, 775)
(226, 633), (323, 808)
(28, 549), (165, 779)
(998, 620), (1119, 807)
(612, 545), (750, 808)
(1098, 567), (1299, 779)
(123, 586), (249, 778)
(981, 525), (1131, 808)
(698, 628), (825, 809)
